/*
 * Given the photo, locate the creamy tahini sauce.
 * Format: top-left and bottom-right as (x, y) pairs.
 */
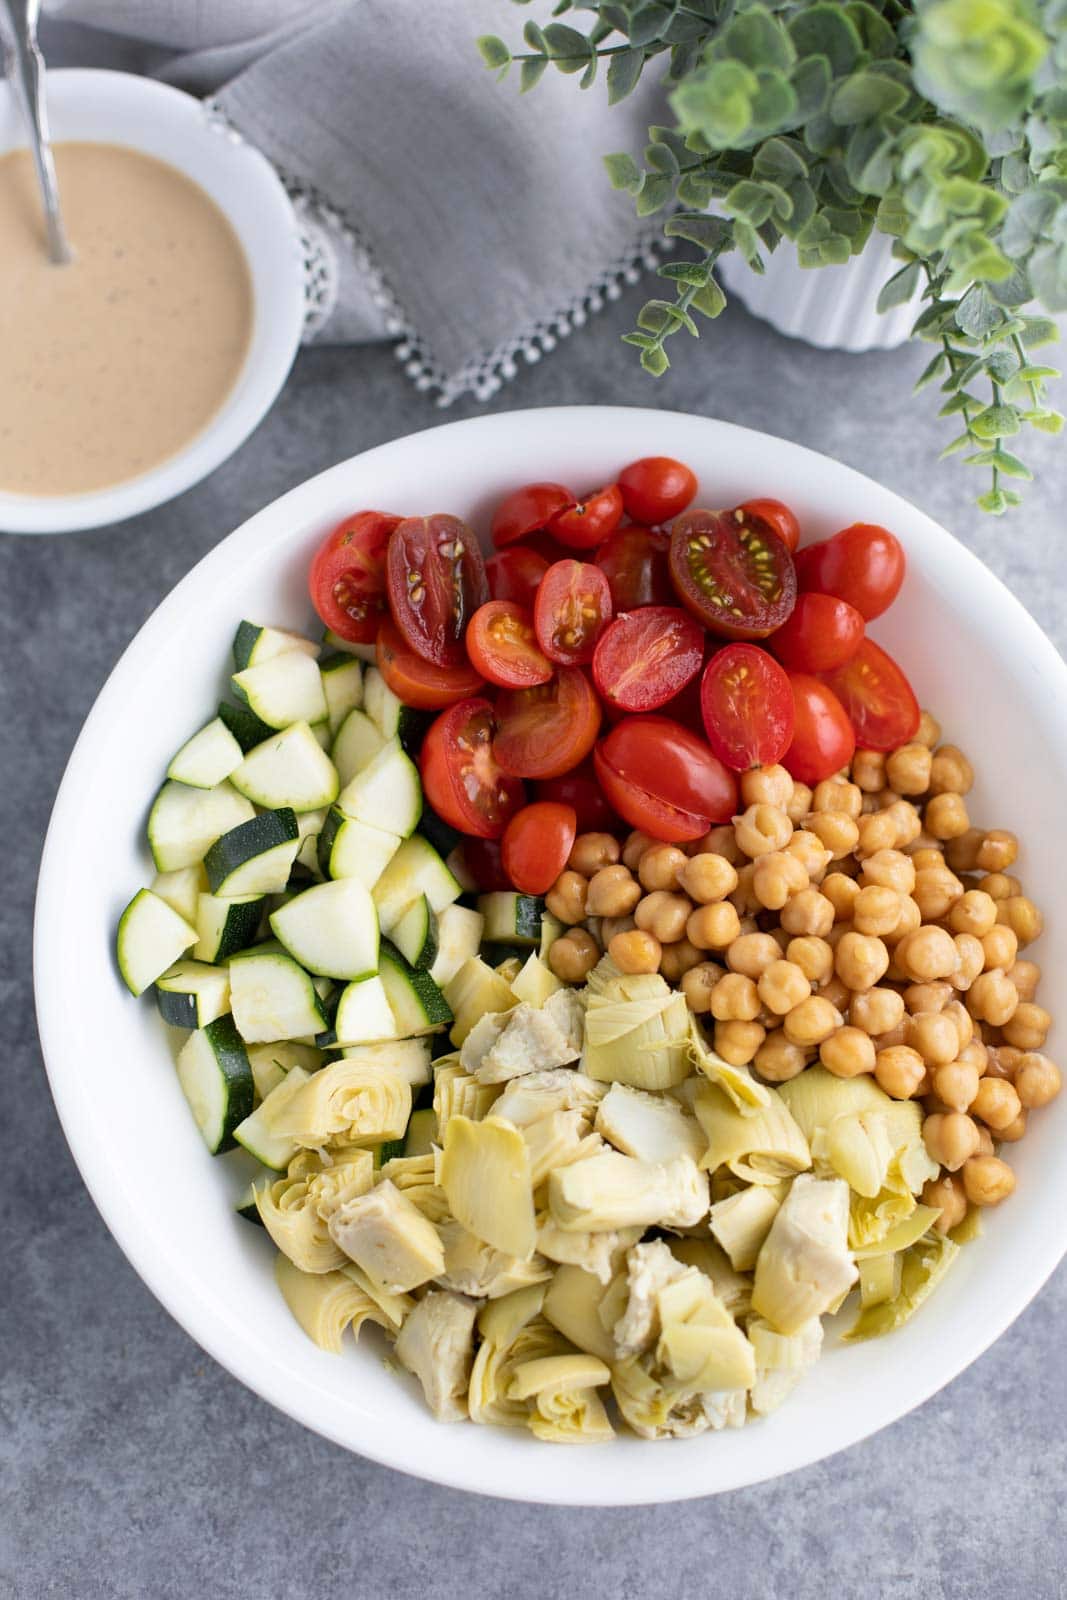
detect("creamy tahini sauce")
(0, 142), (253, 496)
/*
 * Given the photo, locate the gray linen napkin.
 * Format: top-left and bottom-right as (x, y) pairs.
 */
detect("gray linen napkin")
(45, 0), (664, 401)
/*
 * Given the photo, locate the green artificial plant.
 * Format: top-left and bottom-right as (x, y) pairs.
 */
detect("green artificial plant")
(478, 0), (1067, 513)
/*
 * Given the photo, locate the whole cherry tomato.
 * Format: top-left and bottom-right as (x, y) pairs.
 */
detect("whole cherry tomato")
(595, 524), (673, 610)
(770, 592), (865, 672)
(501, 802), (578, 895)
(420, 698), (525, 839)
(794, 523), (905, 620)
(617, 456), (698, 524)
(491, 483), (574, 547)
(465, 600), (553, 689)
(738, 497), (801, 553)
(376, 617), (486, 709)
(547, 484), (624, 550)
(308, 509), (400, 643)
(819, 637), (920, 750)
(534, 560), (613, 666)
(456, 837), (511, 892)
(594, 716), (738, 843)
(782, 674), (856, 785)
(536, 758), (618, 832)
(700, 644), (795, 772)
(669, 507), (796, 640)
(385, 514), (488, 667)
(486, 546), (550, 607)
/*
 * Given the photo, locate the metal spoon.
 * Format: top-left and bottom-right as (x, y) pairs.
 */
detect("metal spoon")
(1, 0), (71, 263)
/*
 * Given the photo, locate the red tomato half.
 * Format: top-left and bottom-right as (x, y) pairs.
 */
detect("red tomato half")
(548, 484), (624, 550)
(494, 667), (602, 780)
(501, 802), (578, 896)
(819, 638), (920, 750)
(618, 457), (697, 525)
(420, 699), (525, 839)
(466, 601), (553, 689)
(770, 592), (865, 673)
(594, 717), (738, 843)
(669, 508), (796, 640)
(376, 617), (485, 710)
(592, 606), (704, 713)
(700, 644), (795, 772)
(534, 560), (613, 666)
(308, 509), (400, 643)
(738, 497), (801, 554)
(491, 482), (574, 548)
(782, 675), (856, 785)
(536, 759), (618, 832)
(795, 523), (905, 620)
(486, 546), (550, 607)
(385, 514), (488, 667)
(595, 525), (673, 610)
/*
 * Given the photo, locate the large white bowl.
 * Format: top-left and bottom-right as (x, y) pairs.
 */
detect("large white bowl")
(0, 70), (305, 534)
(34, 407), (1067, 1503)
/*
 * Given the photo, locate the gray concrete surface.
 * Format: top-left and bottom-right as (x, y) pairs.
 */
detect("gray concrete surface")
(3, 283), (1067, 1598)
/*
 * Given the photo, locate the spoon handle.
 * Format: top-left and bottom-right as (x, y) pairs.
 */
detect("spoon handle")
(2, 0), (71, 264)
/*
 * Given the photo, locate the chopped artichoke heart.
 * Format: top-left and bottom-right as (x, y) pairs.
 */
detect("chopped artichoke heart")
(378, 1151), (449, 1223)
(656, 1322), (756, 1392)
(394, 1289), (479, 1422)
(851, 1203), (941, 1259)
(511, 952), (563, 1007)
(859, 1253), (902, 1308)
(255, 1157), (373, 1273)
(748, 1315), (823, 1372)
(433, 1062), (502, 1133)
(849, 1186), (918, 1252)
(752, 1174), (858, 1334)
(668, 1238), (752, 1319)
(694, 1080), (811, 1182)
(340, 1262), (412, 1328)
(507, 1352), (611, 1400)
(548, 1151), (708, 1233)
(778, 1067), (890, 1140)
(469, 1000), (582, 1084)
(613, 1240), (688, 1358)
(595, 1081), (706, 1165)
(440, 1114), (536, 1259)
(542, 1264), (618, 1363)
(610, 1356), (738, 1440)
(709, 1182), (789, 1272)
(271, 1057), (411, 1149)
(813, 1110), (894, 1199)
(274, 1254), (392, 1353)
(685, 1020), (771, 1111)
(327, 1178), (446, 1294)
(528, 1383), (615, 1443)
(581, 985), (691, 1090)
(949, 1205), (983, 1245)
(436, 1218), (551, 1300)
(536, 1214), (643, 1285)
(494, 1069), (606, 1128)
(469, 1287), (565, 1428)
(522, 1108), (591, 1186)
(843, 1229), (959, 1341)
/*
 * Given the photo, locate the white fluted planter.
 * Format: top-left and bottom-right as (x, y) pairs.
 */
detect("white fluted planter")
(717, 229), (922, 352)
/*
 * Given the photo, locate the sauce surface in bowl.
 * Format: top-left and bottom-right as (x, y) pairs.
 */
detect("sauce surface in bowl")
(0, 141), (254, 497)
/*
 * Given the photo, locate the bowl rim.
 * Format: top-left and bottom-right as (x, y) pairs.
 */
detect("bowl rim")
(0, 68), (305, 535)
(33, 405), (1067, 1502)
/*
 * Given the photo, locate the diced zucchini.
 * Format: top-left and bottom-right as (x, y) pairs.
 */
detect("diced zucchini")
(232, 620), (319, 671)
(336, 737), (421, 838)
(155, 959), (231, 1029)
(175, 1015), (254, 1153)
(217, 700), (275, 754)
(418, 807), (463, 861)
(269, 877), (379, 981)
(429, 904), (485, 988)
(294, 808), (327, 879)
(232, 651), (327, 729)
(317, 807), (401, 886)
(444, 956), (517, 1046)
(331, 707), (385, 787)
(539, 910), (566, 962)
(230, 721), (340, 813)
(403, 1106), (437, 1157)
(371, 835), (461, 933)
(116, 888), (197, 997)
(150, 864), (208, 926)
(478, 891), (546, 946)
(233, 1065), (313, 1170)
(378, 940), (452, 1037)
(390, 895), (438, 971)
(235, 1182), (265, 1225)
(323, 627), (377, 663)
(203, 809), (301, 896)
(247, 1040), (323, 1100)
(166, 718), (244, 790)
(363, 665), (426, 747)
(229, 943), (328, 1043)
(320, 653), (364, 733)
(511, 952), (563, 1009)
(333, 975), (401, 1046)
(311, 722), (332, 751)
(194, 892), (265, 963)
(147, 781), (255, 873)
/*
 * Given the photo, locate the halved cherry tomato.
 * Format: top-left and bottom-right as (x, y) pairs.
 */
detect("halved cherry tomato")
(457, 837), (511, 892)
(534, 560), (613, 666)
(669, 508), (796, 640)
(594, 716), (739, 843)
(376, 616), (486, 709)
(486, 546), (550, 607)
(308, 509), (400, 643)
(491, 482), (574, 548)
(770, 592), (865, 672)
(494, 667), (602, 780)
(547, 484), (624, 550)
(502, 802), (578, 896)
(795, 523), (905, 620)
(738, 497), (800, 554)
(819, 638), (920, 751)
(618, 457), (697, 525)
(592, 606), (703, 713)
(782, 674), (856, 785)
(700, 644), (794, 772)
(536, 759), (618, 832)
(595, 524), (673, 610)
(420, 698), (525, 839)
(385, 514), (488, 667)
(466, 601), (553, 690)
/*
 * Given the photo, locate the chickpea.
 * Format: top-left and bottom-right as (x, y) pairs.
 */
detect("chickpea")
(910, 847), (946, 873)
(903, 981), (952, 1015)
(634, 890), (692, 944)
(958, 1038), (988, 1076)
(950, 929), (986, 990)
(929, 745), (974, 796)
(971, 1076), (1022, 1131)
(875, 1044), (926, 1099)
(740, 764), (794, 809)
(967, 969), (1019, 1027)
(883, 800), (923, 849)
(852, 884), (902, 938)
(680, 961), (723, 1013)
(997, 1111), (1028, 1143)
(757, 959), (811, 1017)
(598, 916), (633, 947)
(729, 863), (762, 917)
(1008, 959), (1040, 1002)
(907, 1011), (961, 1067)
(923, 1110), (981, 1170)
(816, 973), (852, 1012)
(622, 830), (658, 871)
(783, 995), (843, 1047)
(858, 848), (917, 897)
(768, 925), (792, 955)
(851, 749), (886, 792)
(821, 872), (861, 922)
(732, 803), (791, 859)
(981, 924), (1018, 972)
(941, 999), (974, 1052)
(784, 830), (832, 881)
(912, 866), (964, 921)
(974, 1123), (996, 1156)
(874, 1020), (909, 1050)
(547, 928), (599, 983)
(608, 929), (662, 975)
(1001, 1001), (1051, 1052)
(945, 827), (985, 873)
(545, 869), (588, 925)
(708, 971), (760, 1023)
(685, 900), (741, 951)
(658, 938), (703, 983)
(850, 986), (905, 1037)
(568, 832), (619, 877)
(585, 864), (643, 918)
(976, 829), (1018, 873)
(785, 781), (814, 825)
(984, 1045), (1021, 1081)
(925, 792), (971, 841)
(886, 742), (933, 796)
(725, 931), (782, 980)
(748, 851), (805, 912)
(978, 871), (1020, 901)
(637, 843), (688, 892)
(946, 889), (997, 938)
(737, 916), (761, 938)
(997, 895), (1042, 948)
(896, 925), (958, 983)
(714, 1019), (766, 1066)
(754, 1029), (809, 1083)
(806, 811), (860, 860)
(931, 1061), (981, 1113)
(835, 931), (890, 992)
(855, 812), (898, 859)
(1014, 1053), (1063, 1109)
(676, 852), (738, 905)
(915, 710), (942, 748)
(923, 1172), (967, 1234)
(821, 1026), (876, 1079)
(786, 935), (834, 986)
(962, 1155), (1016, 1206)
(811, 779), (862, 819)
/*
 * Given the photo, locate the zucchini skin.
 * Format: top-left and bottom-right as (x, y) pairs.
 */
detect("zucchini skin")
(203, 808), (299, 892)
(204, 1015), (255, 1153)
(217, 699), (274, 753)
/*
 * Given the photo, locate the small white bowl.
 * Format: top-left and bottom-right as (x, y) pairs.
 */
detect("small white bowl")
(0, 69), (305, 535)
(34, 407), (1067, 1502)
